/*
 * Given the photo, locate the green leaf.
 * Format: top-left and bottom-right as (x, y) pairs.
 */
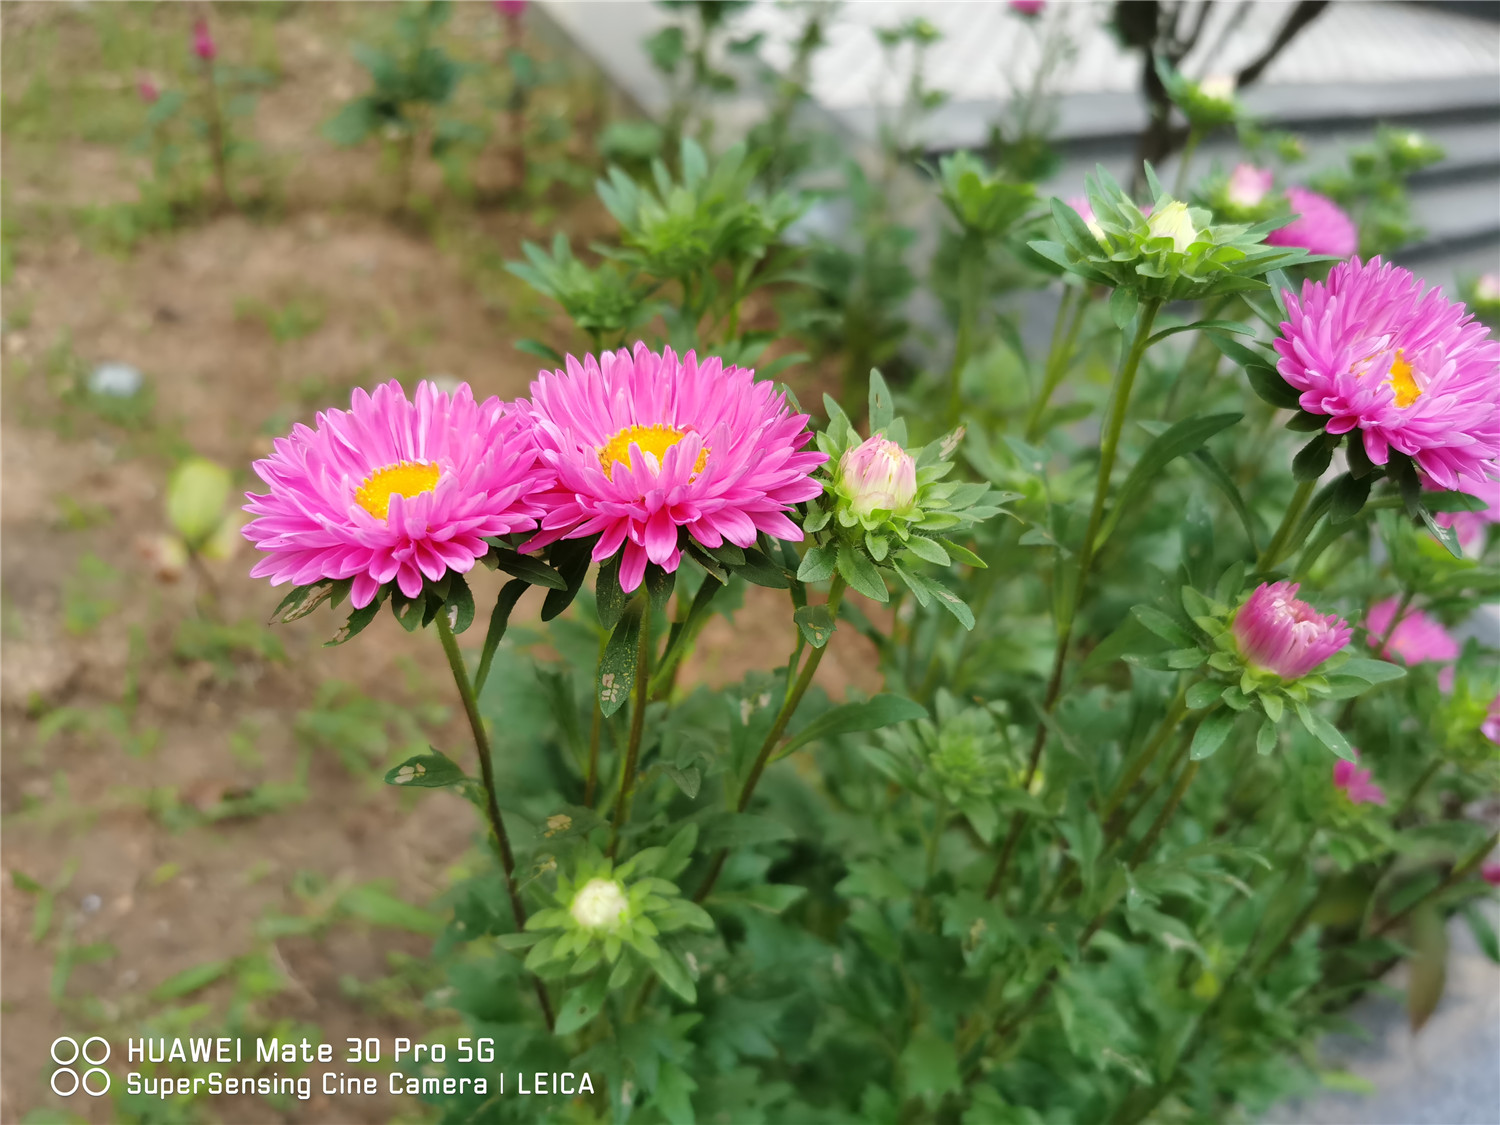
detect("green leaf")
(326, 595), (384, 647)
(1292, 433), (1335, 481)
(385, 749), (468, 789)
(795, 543), (836, 583)
(706, 883), (808, 914)
(489, 546), (568, 589)
(595, 557), (628, 631)
(1256, 718), (1278, 756)
(474, 579), (527, 694)
(736, 548), (791, 589)
(1408, 904), (1448, 1033)
(1461, 903), (1500, 964)
(1185, 680), (1222, 710)
(1334, 658), (1406, 685)
(777, 694), (926, 759)
(868, 369), (894, 433)
(542, 537), (593, 622)
(1295, 702), (1354, 760)
(837, 544), (888, 602)
(1146, 319), (1256, 347)
(1109, 286), (1139, 330)
(597, 601), (643, 718)
(152, 959), (234, 1001)
(340, 883), (443, 935)
(1131, 605), (1195, 647)
(1190, 710), (1235, 760)
(649, 948), (697, 1004)
(699, 812), (795, 850)
(442, 573), (475, 634)
(794, 604), (835, 649)
(903, 536), (951, 566)
(901, 1027), (961, 1100)
(1097, 413), (1242, 547)
(553, 975), (609, 1036)
(1328, 473), (1372, 523)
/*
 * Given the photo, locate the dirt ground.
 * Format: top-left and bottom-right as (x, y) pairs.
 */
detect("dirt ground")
(0, 4), (874, 1122)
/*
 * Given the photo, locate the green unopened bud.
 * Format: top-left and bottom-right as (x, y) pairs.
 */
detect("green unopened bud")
(1147, 201), (1198, 253)
(569, 877), (628, 930)
(166, 457), (231, 550)
(1197, 74), (1236, 106)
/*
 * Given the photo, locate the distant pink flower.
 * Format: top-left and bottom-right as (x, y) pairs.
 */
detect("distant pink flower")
(137, 77), (160, 104)
(244, 381), (549, 608)
(1477, 274), (1500, 305)
(1365, 598), (1459, 667)
(522, 344), (826, 593)
(1333, 753), (1386, 806)
(1232, 581), (1351, 680)
(493, 0), (527, 19)
(1010, 0), (1046, 14)
(1482, 861), (1500, 887)
(1226, 163), (1273, 208)
(1267, 186), (1357, 258)
(192, 19), (216, 62)
(1274, 258), (1500, 491)
(1483, 695), (1500, 746)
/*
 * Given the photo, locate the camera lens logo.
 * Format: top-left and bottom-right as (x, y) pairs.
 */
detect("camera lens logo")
(51, 1036), (111, 1096)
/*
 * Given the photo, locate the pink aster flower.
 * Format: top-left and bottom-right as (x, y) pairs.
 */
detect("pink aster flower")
(1010, 0), (1045, 15)
(138, 76), (160, 104)
(1365, 598), (1459, 666)
(1332, 752), (1386, 806)
(1274, 258), (1500, 490)
(1266, 186), (1357, 258)
(1483, 695), (1500, 746)
(192, 19), (216, 62)
(1483, 861), (1500, 887)
(522, 344), (826, 593)
(243, 381), (548, 609)
(1232, 581), (1351, 679)
(1226, 163), (1273, 208)
(494, 0), (528, 17)
(841, 435), (917, 518)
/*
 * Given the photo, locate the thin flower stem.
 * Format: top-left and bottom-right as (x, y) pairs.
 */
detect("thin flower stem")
(946, 244), (981, 423)
(583, 632), (608, 807)
(1102, 685), (1190, 821)
(694, 575), (847, 903)
(1023, 285), (1080, 442)
(1257, 477), (1317, 571)
(434, 612), (555, 1032)
(987, 297), (1163, 900)
(1172, 127), (1203, 197)
(199, 58), (229, 209)
(1372, 829), (1499, 937)
(607, 612), (653, 858)
(1129, 758), (1201, 865)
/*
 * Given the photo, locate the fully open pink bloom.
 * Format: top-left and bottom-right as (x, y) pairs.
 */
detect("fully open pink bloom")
(1274, 258), (1500, 490)
(1483, 695), (1500, 746)
(1226, 163), (1273, 208)
(1232, 581), (1351, 680)
(1332, 753), (1386, 806)
(244, 381), (548, 608)
(1365, 597), (1458, 666)
(192, 19), (216, 62)
(523, 344), (826, 593)
(1266, 186), (1357, 258)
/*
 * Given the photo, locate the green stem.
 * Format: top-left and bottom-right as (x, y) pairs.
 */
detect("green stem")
(649, 576), (724, 698)
(1257, 477), (1316, 572)
(986, 297), (1163, 900)
(1024, 286), (1090, 442)
(607, 612), (653, 858)
(1129, 758), (1200, 865)
(199, 59), (230, 209)
(694, 575), (847, 903)
(583, 632), (608, 806)
(926, 792), (949, 882)
(434, 613), (554, 1032)
(1102, 686), (1189, 821)
(1373, 829), (1499, 937)
(946, 243), (981, 422)
(1172, 127), (1202, 197)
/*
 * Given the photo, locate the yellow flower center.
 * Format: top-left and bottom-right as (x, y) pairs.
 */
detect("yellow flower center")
(598, 424), (708, 480)
(354, 460), (441, 520)
(1387, 351), (1422, 408)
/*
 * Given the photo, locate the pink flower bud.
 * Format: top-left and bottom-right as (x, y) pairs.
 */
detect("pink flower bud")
(1009, 0), (1045, 14)
(1231, 581), (1351, 680)
(1332, 751), (1386, 806)
(1477, 273), (1500, 304)
(1482, 861), (1500, 887)
(192, 19), (217, 62)
(840, 434), (917, 518)
(494, 0), (528, 17)
(137, 77), (160, 104)
(1226, 163), (1273, 208)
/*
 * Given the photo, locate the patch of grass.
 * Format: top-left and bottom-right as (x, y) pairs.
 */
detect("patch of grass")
(235, 293), (327, 343)
(173, 618), (288, 680)
(62, 553), (121, 635)
(294, 679), (445, 778)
